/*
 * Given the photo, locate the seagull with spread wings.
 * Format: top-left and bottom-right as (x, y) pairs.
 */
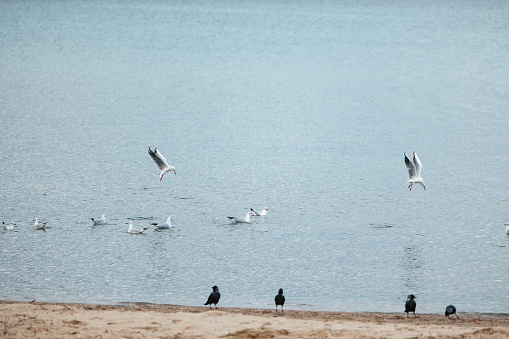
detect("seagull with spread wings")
(148, 147), (176, 181)
(404, 152), (426, 191)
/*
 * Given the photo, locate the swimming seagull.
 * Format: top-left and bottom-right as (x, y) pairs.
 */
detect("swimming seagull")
(33, 218), (46, 230)
(148, 147), (176, 181)
(251, 207), (268, 216)
(204, 285), (221, 309)
(3, 222), (16, 231)
(227, 211), (254, 223)
(404, 294), (416, 318)
(126, 221), (148, 234)
(151, 216), (172, 229)
(404, 152), (426, 191)
(91, 214), (106, 225)
(275, 288), (285, 312)
(445, 305), (459, 318)
(505, 222), (509, 235)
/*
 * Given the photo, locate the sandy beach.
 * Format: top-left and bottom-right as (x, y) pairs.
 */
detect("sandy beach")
(1, 301), (508, 338)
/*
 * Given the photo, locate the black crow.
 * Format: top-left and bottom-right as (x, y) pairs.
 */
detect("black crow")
(405, 294), (416, 318)
(445, 305), (459, 318)
(275, 288), (285, 312)
(204, 286), (221, 309)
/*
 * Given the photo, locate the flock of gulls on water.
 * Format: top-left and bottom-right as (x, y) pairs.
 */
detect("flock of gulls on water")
(2, 148), (507, 316)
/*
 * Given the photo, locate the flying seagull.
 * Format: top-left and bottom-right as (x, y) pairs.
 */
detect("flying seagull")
(275, 288), (285, 312)
(91, 214), (106, 225)
(204, 285), (221, 309)
(405, 294), (416, 318)
(251, 207), (268, 216)
(148, 147), (176, 181)
(404, 152), (426, 191)
(228, 211), (254, 223)
(445, 305), (459, 318)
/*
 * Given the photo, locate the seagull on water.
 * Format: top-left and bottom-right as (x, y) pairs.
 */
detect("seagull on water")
(445, 305), (459, 318)
(148, 147), (176, 181)
(275, 288), (285, 312)
(3, 222), (16, 231)
(405, 294), (417, 318)
(251, 207), (268, 216)
(33, 218), (46, 230)
(91, 214), (106, 225)
(404, 152), (426, 191)
(228, 211), (254, 223)
(204, 285), (221, 309)
(126, 221), (148, 234)
(505, 222), (509, 235)
(151, 216), (172, 229)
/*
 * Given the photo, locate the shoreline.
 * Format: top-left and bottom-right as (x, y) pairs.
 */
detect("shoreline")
(1, 300), (509, 338)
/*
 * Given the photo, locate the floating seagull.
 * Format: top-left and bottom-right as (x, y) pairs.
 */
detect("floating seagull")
(404, 152), (426, 191)
(148, 147), (176, 181)
(251, 207), (268, 216)
(227, 211), (254, 223)
(126, 221), (148, 234)
(91, 214), (106, 225)
(33, 218), (46, 230)
(505, 222), (509, 235)
(3, 222), (16, 231)
(275, 288), (285, 312)
(204, 285), (221, 309)
(405, 294), (416, 318)
(151, 216), (172, 229)
(445, 305), (459, 318)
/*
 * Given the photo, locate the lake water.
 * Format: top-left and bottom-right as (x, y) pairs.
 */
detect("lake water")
(1, 0), (508, 314)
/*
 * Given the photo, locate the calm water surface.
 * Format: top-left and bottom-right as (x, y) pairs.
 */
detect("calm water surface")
(1, 0), (508, 314)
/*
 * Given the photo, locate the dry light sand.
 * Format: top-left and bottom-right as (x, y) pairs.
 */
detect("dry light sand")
(1, 301), (508, 338)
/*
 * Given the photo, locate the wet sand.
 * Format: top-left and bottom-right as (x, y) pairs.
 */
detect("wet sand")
(1, 300), (508, 338)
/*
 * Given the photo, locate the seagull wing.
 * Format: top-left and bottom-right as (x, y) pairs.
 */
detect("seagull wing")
(148, 147), (169, 171)
(413, 152), (422, 176)
(405, 152), (417, 178)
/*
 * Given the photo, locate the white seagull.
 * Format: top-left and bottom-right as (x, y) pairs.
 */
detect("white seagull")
(33, 218), (47, 230)
(126, 221), (148, 234)
(3, 222), (16, 230)
(251, 207), (268, 216)
(148, 147), (176, 181)
(404, 152), (426, 191)
(228, 211), (255, 224)
(91, 214), (106, 225)
(151, 216), (172, 229)
(505, 222), (509, 235)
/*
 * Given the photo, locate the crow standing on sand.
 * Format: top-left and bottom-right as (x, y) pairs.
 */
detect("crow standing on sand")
(404, 294), (417, 317)
(275, 288), (285, 312)
(204, 286), (221, 309)
(445, 305), (459, 318)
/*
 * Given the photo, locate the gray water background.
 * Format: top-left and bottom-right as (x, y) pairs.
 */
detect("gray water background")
(1, 0), (508, 314)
